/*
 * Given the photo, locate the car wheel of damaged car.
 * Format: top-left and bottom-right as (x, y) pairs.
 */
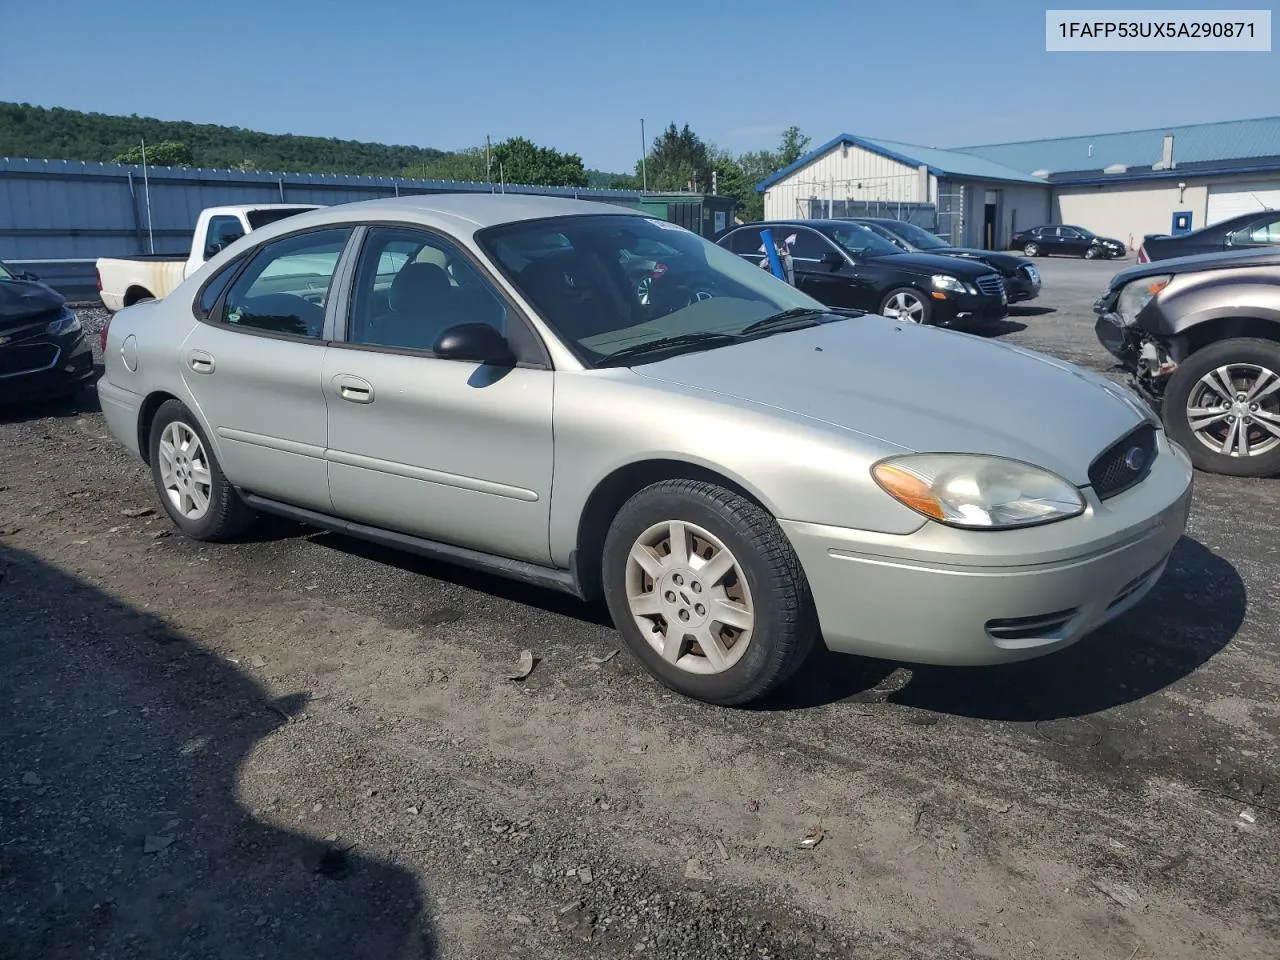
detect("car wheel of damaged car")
(1022, 242), (1039, 257)
(880, 287), (931, 325)
(601, 479), (817, 706)
(148, 399), (256, 540)
(1084, 246), (1101, 260)
(1162, 338), (1280, 477)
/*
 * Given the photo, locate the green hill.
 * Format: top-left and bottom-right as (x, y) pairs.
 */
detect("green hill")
(0, 101), (446, 176)
(0, 102), (634, 186)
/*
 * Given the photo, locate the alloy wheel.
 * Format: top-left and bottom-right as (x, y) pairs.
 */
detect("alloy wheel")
(1186, 363), (1280, 459)
(883, 291), (925, 323)
(623, 519), (755, 675)
(158, 421), (213, 520)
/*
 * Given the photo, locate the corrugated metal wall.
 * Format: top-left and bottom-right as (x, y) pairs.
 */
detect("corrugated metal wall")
(762, 142), (926, 220)
(0, 157), (650, 297)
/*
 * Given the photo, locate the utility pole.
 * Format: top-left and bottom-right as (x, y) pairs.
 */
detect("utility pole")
(486, 135), (492, 182)
(640, 118), (648, 192)
(140, 138), (154, 254)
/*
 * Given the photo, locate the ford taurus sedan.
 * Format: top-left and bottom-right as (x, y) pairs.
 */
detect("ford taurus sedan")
(97, 195), (1194, 706)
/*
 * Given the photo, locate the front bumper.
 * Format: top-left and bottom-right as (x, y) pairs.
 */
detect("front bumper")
(1005, 275), (1041, 303)
(0, 331), (96, 403)
(937, 291), (1008, 325)
(780, 433), (1193, 666)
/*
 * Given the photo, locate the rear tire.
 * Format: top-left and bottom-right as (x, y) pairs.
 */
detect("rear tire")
(601, 479), (818, 706)
(148, 399), (256, 540)
(1162, 338), (1280, 478)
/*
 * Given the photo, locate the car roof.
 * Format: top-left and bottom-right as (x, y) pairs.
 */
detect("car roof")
(239, 193), (639, 244)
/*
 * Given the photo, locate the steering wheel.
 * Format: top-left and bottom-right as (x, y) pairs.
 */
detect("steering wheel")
(646, 271), (716, 315)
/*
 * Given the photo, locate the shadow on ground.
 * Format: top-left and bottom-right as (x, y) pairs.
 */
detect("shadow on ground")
(0, 372), (101, 425)
(1007, 305), (1056, 317)
(762, 537), (1245, 720)
(0, 545), (436, 959)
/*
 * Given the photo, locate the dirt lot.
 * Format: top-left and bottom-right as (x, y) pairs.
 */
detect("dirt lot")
(2, 257), (1277, 959)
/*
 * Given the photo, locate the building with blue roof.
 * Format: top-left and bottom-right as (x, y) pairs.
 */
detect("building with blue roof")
(758, 116), (1280, 252)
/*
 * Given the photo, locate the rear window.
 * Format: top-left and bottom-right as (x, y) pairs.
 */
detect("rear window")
(245, 208), (315, 229)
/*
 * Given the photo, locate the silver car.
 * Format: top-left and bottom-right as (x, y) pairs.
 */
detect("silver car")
(97, 195), (1194, 706)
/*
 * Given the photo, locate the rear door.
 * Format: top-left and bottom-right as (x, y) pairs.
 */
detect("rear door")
(179, 225), (354, 512)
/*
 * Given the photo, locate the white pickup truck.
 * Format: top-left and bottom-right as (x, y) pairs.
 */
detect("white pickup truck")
(95, 204), (321, 311)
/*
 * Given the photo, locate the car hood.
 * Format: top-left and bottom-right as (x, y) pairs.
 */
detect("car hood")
(1108, 246), (1280, 288)
(0, 278), (65, 330)
(630, 318), (1150, 485)
(928, 247), (1029, 273)
(864, 251), (999, 278)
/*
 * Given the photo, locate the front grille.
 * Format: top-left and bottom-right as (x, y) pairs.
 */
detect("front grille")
(0, 343), (58, 377)
(1089, 424), (1157, 500)
(975, 274), (1005, 297)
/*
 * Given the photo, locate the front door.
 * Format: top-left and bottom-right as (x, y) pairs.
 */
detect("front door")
(323, 225), (555, 565)
(180, 225), (354, 512)
(784, 228), (866, 309)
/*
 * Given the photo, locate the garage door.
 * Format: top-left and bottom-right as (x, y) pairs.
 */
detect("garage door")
(1206, 181), (1280, 225)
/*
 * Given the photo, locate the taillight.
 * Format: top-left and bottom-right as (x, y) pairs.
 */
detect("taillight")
(1136, 247), (1149, 264)
(95, 266), (103, 293)
(99, 313), (111, 354)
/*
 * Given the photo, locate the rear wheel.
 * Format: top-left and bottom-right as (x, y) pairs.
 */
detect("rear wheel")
(601, 479), (818, 706)
(148, 399), (256, 540)
(1162, 338), (1280, 477)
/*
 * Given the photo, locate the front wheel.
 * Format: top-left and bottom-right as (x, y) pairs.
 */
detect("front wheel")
(148, 399), (257, 540)
(880, 287), (932, 325)
(601, 479), (818, 706)
(1022, 242), (1039, 257)
(1084, 246), (1101, 259)
(1162, 338), (1280, 477)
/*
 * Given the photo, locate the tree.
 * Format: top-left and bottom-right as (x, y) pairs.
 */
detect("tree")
(490, 137), (587, 187)
(777, 126), (811, 166)
(403, 147), (488, 181)
(112, 140), (195, 166)
(640, 123), (711, 192)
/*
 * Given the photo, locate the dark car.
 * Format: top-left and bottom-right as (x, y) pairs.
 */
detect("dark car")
(851, 217), (1041, 303)
(1093, 246), (1280, 477)
(1010, 225), (1126, 260)
(1137, 208), (1280, 263)
(0, 260), (96, 404)
(717, 220), (1008, 326)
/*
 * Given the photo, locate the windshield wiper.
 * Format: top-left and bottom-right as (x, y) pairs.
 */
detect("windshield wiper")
(739, 307), (831, 335)
(595, 331), (743, 367)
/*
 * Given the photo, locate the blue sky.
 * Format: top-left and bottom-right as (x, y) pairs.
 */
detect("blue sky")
(3, 0), (1276, 172)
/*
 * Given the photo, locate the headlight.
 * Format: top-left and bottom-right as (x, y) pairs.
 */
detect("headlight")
(872, 454), (1086, 529)
(45, 310), (81, 336)
(931, 275), (967, 294)
(1116, 274), (1172, 321)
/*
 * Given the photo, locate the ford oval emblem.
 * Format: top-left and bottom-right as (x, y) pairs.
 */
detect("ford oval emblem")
(1124, 446), (1146, 472)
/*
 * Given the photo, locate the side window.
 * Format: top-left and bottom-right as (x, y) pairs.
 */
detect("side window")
(785, 229), (834, 260)
(217, 228), (353, 339)
(204, 215), (245, 257)
(1232, 216), (1280, 246)
(347, 226), (509, 354)
(195, 258), (242, 319)
(722, 228), (766, 256)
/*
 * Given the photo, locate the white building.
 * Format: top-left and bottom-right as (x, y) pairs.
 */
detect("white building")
(755, 116), (1280, 250)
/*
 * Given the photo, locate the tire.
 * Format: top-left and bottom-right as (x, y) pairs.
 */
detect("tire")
(1162, 338), (1280, 478)
(601, 479), (818, 706)
(1022, 242), (1039, 257)
(879, 286), (933, 325)
(1084, 246), (1101, 260)
(148, 399), (256, 540)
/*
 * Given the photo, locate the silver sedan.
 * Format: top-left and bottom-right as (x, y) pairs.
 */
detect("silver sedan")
(97, 195), (1194, 705)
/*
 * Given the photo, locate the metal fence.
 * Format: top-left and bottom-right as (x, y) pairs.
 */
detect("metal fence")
(800, 198), (939, 230)
(0, 157), (651, 298)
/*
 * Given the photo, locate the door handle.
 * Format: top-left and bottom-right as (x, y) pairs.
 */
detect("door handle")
(333, 374), (374, 404)
(187, 350), (215, 374)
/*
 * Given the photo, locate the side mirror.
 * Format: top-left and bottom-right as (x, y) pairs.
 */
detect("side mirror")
(433, 322), (516, 365)
(205, 243), (224, 259)
(18, 271), (39, 281)
(820, 250), (845, 269)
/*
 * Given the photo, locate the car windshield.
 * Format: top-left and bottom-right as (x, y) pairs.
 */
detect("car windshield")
(478, 214), (828, 365)
(886, 221), (949, 250)
(825, 223), (904, 258)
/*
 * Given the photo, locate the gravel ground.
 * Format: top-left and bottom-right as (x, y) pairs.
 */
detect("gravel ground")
(1, 260), (1277, 959)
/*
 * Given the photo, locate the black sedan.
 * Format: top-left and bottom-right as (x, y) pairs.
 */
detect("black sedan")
(1137, 208), (1280, 263)
(717, 220), (1008, 327)
(0, 261), (96, 404)
(1009, 225), (1126, 260)
(850, 217), (1041, 303)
